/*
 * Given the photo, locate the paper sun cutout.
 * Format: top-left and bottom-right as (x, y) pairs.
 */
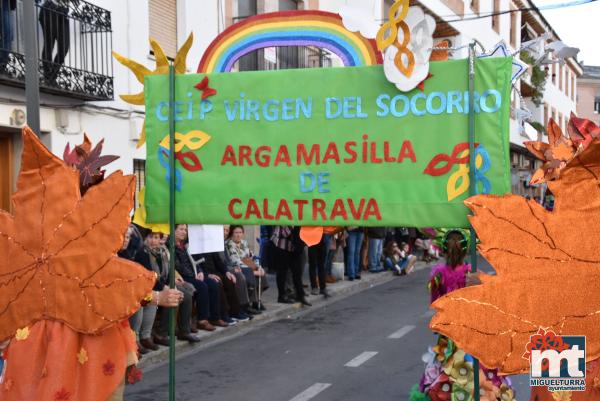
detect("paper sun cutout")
(0, 127), (155, 342)
(430, 137), (600, 374)
(113, 33), (194, 147)
(383, 6), (435, 92)
(339, 4), (379, 39)
(479, 41), (527, 84)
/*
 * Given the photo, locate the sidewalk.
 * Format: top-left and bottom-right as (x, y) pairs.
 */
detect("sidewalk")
(138, 261), (432, 370)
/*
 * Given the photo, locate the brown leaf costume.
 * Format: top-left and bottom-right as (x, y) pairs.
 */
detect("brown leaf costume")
(0, 128), (155, 401)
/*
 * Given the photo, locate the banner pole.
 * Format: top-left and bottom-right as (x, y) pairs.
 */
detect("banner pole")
(468, 41), (481, 401)
(168, 63), (177, 401)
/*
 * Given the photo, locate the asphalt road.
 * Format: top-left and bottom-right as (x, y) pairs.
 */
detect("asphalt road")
(126, 260), (530, 401)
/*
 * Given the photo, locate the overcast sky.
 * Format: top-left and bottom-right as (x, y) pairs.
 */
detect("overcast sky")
(535, 0), (600, 66)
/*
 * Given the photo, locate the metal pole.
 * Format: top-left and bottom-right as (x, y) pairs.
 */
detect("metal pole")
(168, 63), (177, 401)
(23, 0), (40, 134)
(468, 41), (480, 401)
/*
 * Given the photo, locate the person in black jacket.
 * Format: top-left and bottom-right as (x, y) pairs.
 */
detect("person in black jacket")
(194, 252), (251, 322)
(174, 224), (227, 331)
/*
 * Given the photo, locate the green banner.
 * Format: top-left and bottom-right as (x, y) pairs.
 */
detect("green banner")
(145, 57), (511, 227)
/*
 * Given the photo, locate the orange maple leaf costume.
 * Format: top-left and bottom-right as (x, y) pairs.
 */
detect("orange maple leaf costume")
(430, 116), (600, 400)
(0, 128), (155, 401)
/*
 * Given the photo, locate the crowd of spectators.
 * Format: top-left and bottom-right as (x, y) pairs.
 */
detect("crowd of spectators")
(121, 225), (437, 354)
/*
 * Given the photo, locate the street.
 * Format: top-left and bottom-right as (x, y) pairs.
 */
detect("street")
(126, 263), (529, 401)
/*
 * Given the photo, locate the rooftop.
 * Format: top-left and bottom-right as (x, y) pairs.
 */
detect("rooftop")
(582, 65), (600, 80)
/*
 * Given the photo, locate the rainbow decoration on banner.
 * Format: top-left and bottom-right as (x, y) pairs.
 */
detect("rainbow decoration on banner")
(198, 10), (382, 74)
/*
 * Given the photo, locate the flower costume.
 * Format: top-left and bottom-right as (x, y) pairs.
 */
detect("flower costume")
(409, 262), (516, 401)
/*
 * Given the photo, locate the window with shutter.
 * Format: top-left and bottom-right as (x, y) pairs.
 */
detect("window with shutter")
(149, 0), (177, 59)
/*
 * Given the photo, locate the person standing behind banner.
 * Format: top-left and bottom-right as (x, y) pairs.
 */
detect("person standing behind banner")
(271, 226), (310, 306)
(366, 227), (386, 273)
(346, 227), (364, 281)
(225, 225), (268, 314)
(174, 224), (228, 331)
(308, 235), (331, 298)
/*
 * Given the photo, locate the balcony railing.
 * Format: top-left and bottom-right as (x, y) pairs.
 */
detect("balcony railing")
(0, 0), (113, 101)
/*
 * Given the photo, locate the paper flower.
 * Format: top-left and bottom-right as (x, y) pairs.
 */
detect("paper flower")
(430, 138), (600, 374)
(339, 5), (379, 39)
(499, 384), (515, 401)
(15, 327), (29, 341)
(0, 127), (155, 342)
(383, 6), (435, 92)
(428, 373), (452, 401)
(479, 371), (500, 401)
(76, 347), (88, 365)
(450, 384), (471, 401)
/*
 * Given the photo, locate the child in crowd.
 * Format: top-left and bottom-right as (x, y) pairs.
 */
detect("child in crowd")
(383, 241), (417, 275)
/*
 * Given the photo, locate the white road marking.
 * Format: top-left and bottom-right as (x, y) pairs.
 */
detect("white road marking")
(344, 351), (378, 367)
(388, 325), (415, 339)
(289, 383), (332, 401)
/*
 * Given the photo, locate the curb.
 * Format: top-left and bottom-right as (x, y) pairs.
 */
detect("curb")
(138, 261), (432, 371)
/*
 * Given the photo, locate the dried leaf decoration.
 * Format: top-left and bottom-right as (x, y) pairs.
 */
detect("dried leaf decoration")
(0, 127), (155, 342)
(63, 134), (119, 194)
(430, 137), (600, 374)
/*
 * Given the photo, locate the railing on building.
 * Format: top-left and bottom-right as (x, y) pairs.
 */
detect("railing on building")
(0, 0), (113, 100)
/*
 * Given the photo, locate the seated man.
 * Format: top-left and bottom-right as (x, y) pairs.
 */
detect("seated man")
(193, 251), (251, 322)
(174, 224), (228, 331)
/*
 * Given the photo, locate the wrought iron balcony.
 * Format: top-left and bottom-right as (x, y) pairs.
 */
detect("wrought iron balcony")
(0, 0), (113, 100)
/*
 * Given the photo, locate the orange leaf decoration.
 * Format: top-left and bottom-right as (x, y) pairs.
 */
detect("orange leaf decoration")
(0, 127), (155, 341)
(524, 118), (578, 185)
(430, 138), (600, 374)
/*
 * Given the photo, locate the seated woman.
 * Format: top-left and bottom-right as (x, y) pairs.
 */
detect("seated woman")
(129, 231), (163, 352)
(174, 224), (228, 331)
(225, 225), (268, 313)
(383, 241), (417, 275)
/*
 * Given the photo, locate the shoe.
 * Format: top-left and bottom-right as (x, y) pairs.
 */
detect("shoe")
(225, 317), (238, 325)
(209, 319), (229, 328)
(325, 275), (337, 284)
(153, 335), (170, 347)
(369, 268), (384, 273)
(278, 296), (295, 304)
(140, 338), (159, 351)
(356, 275), (362, 280)
(246, 306), (262, 315)
(310, 288), (319, 296)
(190, 325), (199, 333)
(177, 333), (201, 343)
(254, 302), (266, 311)
(232, 313), (250, 322)
(197, 320), (216, 332)
(297, 296), (312, 307)
(320, 289), (331, 298)
(137, 342), (149, 355)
